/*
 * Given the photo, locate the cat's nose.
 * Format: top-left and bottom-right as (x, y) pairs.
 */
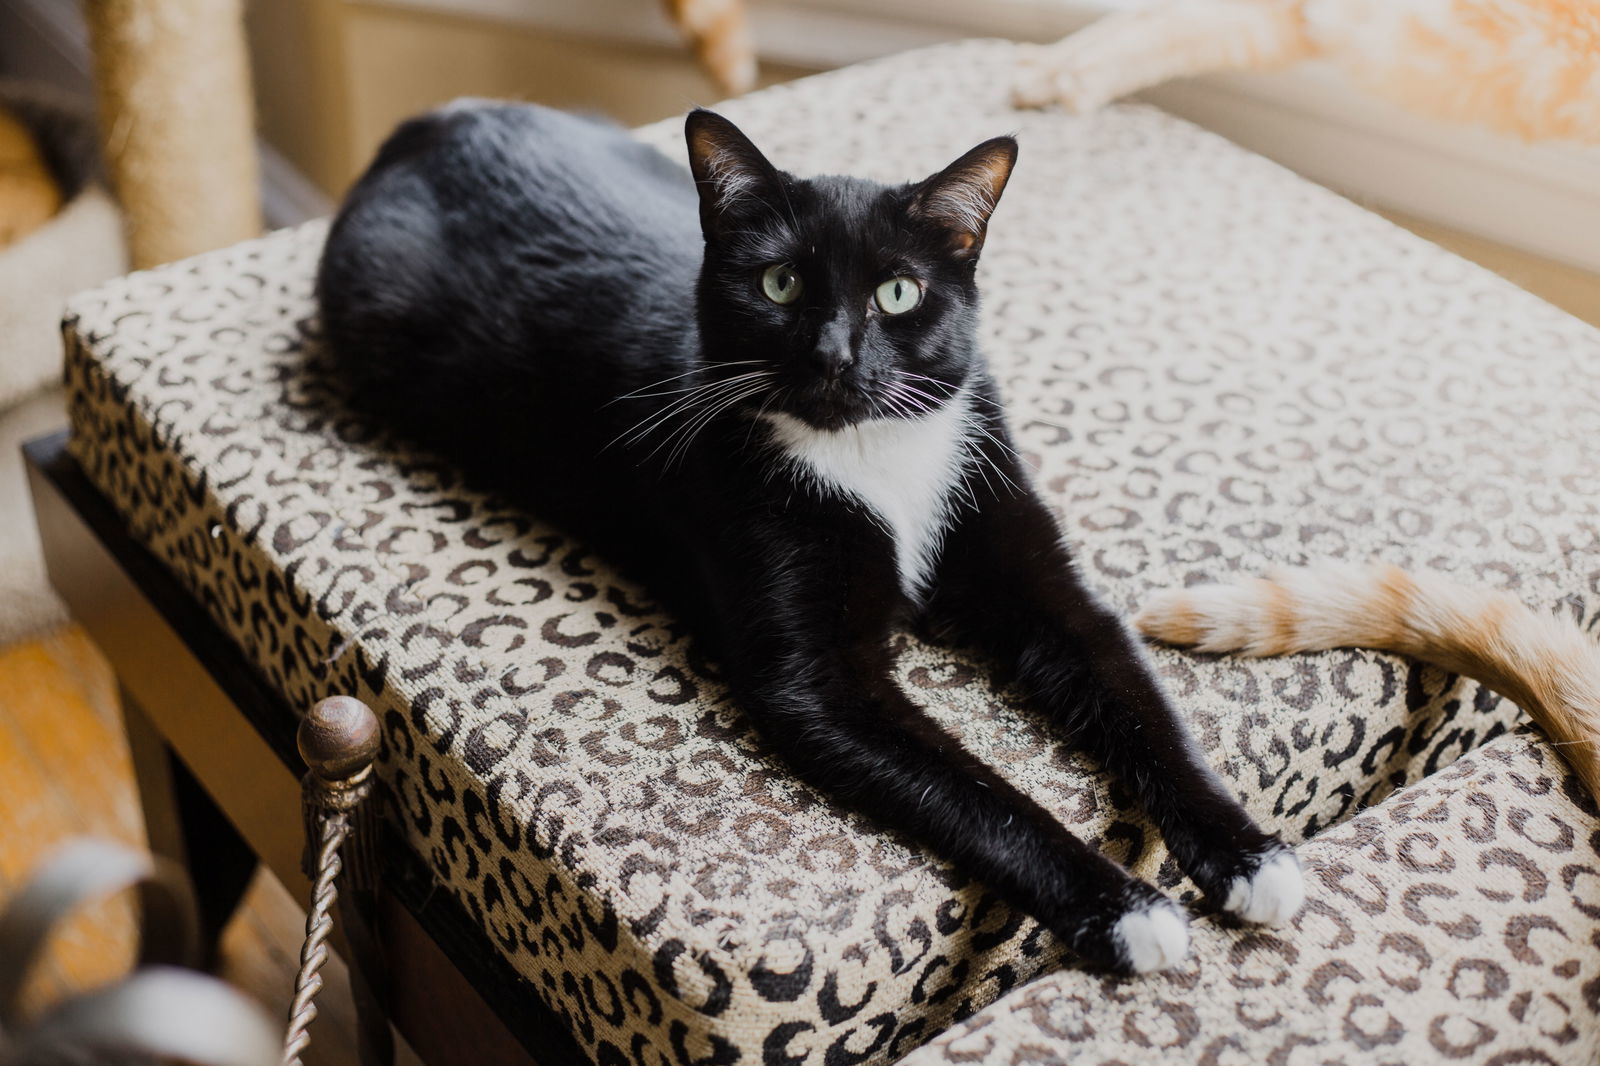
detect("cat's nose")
(811, 313), (855, 381)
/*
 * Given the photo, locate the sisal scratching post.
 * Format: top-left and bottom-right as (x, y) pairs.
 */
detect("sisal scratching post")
(85, 0), (261, 269)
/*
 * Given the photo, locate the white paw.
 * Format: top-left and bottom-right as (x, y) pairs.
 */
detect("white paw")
(1011, 64), (1104, 113)
(1011, 47), (1059, 109)
(1112, 900), (1191, 974)
(1223, 850), (1305, 926)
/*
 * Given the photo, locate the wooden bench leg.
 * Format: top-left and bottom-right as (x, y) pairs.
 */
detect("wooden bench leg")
(342, 891), (397, 1066)
(121, 687), (258, 968)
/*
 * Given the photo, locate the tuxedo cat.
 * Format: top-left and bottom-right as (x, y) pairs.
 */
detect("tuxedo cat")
(316, 102), (1304, 973)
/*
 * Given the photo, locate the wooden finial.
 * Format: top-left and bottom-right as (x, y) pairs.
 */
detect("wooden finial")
(298, 696), (380, 784)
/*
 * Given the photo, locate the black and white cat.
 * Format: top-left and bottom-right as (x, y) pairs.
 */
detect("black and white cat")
(316, 103), (1304, 974)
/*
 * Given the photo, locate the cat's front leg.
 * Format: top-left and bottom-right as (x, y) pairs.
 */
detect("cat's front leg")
(930, 489), (1305, 926)
(733, 637), (1192, 974)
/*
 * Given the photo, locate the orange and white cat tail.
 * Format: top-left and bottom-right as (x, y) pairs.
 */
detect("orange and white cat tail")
(1134, 563), (1600, 803)
(1013, 1), (1316, 113)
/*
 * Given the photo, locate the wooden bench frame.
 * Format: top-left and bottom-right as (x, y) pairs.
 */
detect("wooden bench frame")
(25, 429), (587, 1066)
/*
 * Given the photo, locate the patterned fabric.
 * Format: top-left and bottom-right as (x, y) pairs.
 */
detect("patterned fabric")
(901, 730), (1600, 1065)
(62, 40), (1600, 1065)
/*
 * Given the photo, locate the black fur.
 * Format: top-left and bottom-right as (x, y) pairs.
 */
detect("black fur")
(316, 102), (1288, 972)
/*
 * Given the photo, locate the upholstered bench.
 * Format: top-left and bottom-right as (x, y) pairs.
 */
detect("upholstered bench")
(899, 729), (1600, 1065)
(48, 39), (1600, 1065)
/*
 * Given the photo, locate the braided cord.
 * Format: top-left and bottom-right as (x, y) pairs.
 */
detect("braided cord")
(282, 810), (351, 1066)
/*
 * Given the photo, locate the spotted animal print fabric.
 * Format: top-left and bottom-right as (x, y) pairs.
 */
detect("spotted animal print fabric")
(63, 40), (1600, 1066)
(900, 729), (1600, 1064)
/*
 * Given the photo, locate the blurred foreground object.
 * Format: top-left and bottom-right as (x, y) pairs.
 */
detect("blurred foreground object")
(0, 839), (277, 1066)
(85, 0), (261, 268)
(0, 105), (61, 248)
(662, 0), (757, 96)
(1014, 0), (1600, 142)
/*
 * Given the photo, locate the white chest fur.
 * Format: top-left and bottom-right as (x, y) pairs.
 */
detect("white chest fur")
(762, 391), (975, 597)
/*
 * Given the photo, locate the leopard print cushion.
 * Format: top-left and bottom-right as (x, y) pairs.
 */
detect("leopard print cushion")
(900, 730), (1600, 1065)
(62, 40), (1600, 1065)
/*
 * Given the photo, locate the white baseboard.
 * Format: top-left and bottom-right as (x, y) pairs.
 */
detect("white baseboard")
(361, 0), (1600, 274)
(1139, 67), (1600, 276)
(360, 0), (1110, 68)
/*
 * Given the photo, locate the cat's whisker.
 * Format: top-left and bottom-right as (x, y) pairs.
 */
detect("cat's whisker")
(742, 386), (787, 450)
(657, 398), (733, 468)
(896, 382), (1022, 478)
(953, 466), (981, 513)
(969, 418), (1024, 463)
(898, 371), (1073, 435)
(881, 379), (1023, 501)
(894, 378), (965, 412)
(964, 439), (1001, 499)
(619, 374), (738, 431)
(608, 360), (766, 404)
(641, 369), (772, 415)
(890, 378), (943, 415)
(651, 376), (773, 463)
(621, 366), (769, 412)
(609, 382), (732, 452)
(607, 371), (711, 406)
(897, 377), (1025, 466)
(893, 380), (962, 416)
(880, 396), (917, 422)
(896, 371), (964, 398)
(658, 382), (772, 469)
(614, 379), (736, 403)
(883, 381), (931, 417)
(659, 376), (777, 448)
(926, 379), (1073, 436)
(896, 370), (951, 387)
(881, 399), (917, 423)
(899, 371), (1000, 412)
(891, 382), (932, 414)
(876, 386), (920, 421)
(971, 436), (1023, 498)
(609, 371), (774, 452)
(660, 372), (775, 420)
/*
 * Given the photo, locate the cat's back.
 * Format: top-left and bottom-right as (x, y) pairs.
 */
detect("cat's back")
(326, 99), (699, 274)
(317, 102), (702, 424)
(373, 100), (696, 247)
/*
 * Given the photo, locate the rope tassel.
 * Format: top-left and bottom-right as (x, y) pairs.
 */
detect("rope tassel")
(284, 697), (387, 1066)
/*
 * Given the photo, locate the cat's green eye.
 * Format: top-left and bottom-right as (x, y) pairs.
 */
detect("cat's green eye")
(760, 264), (803, 305)
(875, 276), (922, 315)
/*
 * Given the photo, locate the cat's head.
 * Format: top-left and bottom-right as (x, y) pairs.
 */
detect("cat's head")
(685, 109), (1016, 431)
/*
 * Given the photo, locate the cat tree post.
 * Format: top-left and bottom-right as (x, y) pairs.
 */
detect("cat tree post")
(662, 0), (757, 96)
(84, 0), (261, 269)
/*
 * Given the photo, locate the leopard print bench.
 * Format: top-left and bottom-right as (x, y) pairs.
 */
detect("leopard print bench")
(900, 729), (1600, 1064)
(62, 40), (1600, 1066)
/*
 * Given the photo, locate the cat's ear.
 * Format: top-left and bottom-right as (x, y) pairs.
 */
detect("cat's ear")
(909, 136), (1018, 258)
(685, 109), (783, 239)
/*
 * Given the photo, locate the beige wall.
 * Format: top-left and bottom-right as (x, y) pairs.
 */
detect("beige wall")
(250, 1), (815, 197)
(247, 4), (1598, 326)
(247, 0), (356, 196)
